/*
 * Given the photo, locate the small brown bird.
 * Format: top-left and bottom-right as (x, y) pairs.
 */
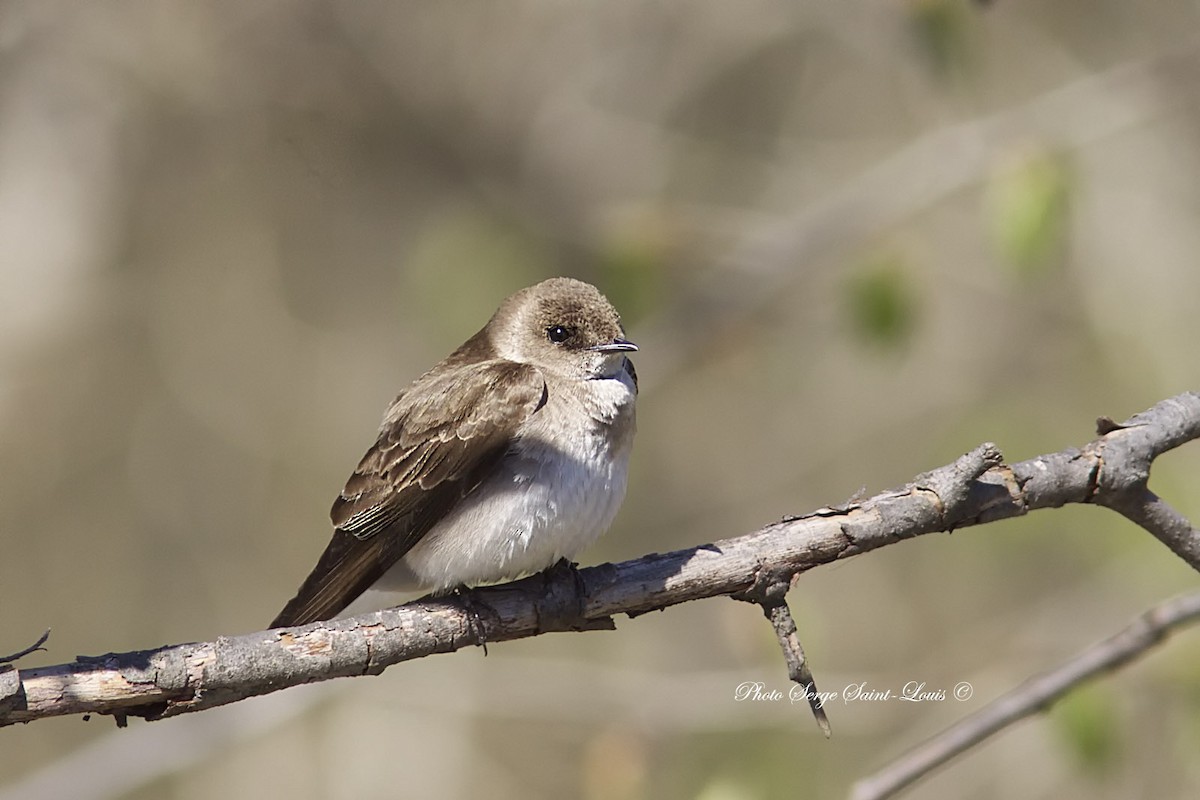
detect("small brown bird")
(271, 277), (638, 628)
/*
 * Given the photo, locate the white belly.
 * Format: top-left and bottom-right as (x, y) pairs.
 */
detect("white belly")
(378, 371), (636, 593)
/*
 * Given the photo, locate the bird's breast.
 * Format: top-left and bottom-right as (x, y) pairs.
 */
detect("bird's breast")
(400, 374), (636, 591)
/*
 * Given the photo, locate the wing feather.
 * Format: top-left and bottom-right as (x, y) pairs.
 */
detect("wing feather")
(270, 360), (545, 628)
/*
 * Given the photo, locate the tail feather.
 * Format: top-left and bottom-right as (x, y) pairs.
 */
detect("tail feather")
(270, 532), (396, 628)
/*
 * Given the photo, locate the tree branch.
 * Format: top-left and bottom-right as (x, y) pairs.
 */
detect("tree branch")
(850, 590), (1200, 800)
(2, 392), (1198, 732)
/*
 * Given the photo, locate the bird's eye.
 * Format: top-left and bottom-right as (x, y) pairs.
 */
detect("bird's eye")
(546, 325), (573, 344)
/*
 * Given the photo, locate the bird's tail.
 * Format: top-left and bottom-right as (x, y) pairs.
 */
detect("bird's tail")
(270, 531), (396, 628)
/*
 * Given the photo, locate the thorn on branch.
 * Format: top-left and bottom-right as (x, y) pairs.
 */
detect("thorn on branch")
(733, 568), (831, 738)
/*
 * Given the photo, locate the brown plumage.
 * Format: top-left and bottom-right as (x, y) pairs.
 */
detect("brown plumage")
(270, 361), (546, 628)
(270, 278), (637, 628)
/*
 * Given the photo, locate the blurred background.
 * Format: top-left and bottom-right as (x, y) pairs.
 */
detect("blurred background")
(2, 1), (1200, 798)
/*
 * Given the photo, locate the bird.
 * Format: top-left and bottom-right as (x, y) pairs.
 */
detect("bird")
(270, 277), (638, 628)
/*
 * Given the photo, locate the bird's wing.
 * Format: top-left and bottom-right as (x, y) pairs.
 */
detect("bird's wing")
(270, 360), (547, 628)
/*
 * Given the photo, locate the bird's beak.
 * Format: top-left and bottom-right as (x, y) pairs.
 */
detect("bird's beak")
(587, 337), (638, 353)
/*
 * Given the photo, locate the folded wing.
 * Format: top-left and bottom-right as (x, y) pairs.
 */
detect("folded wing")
(270, 360), (546, 628)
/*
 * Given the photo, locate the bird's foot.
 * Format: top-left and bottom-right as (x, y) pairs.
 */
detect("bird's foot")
(545, 558), (586, 597)
(452, 585), (494, 656)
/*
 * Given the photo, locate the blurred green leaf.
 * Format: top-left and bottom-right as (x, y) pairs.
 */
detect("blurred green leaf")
(908, 0), (975, 77)
(1052, 683), (1123, 774)
(598, 222), (670, 326)
(986, 144), (1072, 277)
(843, 254), (919, 349)
(405, 209), (547, 339)
(693, 777), (757, 800)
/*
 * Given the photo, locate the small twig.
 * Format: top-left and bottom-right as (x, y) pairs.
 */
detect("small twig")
(0, 629), (50, 664)
(765, 602), (831, 738)
(850, 591), (1200, 800)
(1099, 488), (1200, 572)
(733, 569), (831, 737)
